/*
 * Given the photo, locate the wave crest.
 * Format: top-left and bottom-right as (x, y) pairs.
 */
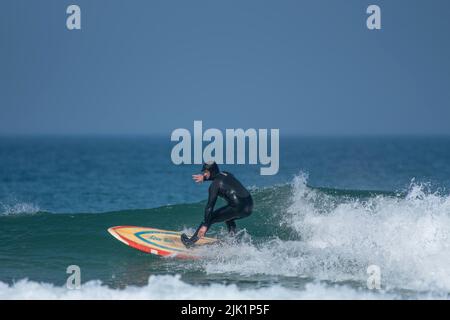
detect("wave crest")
(0, 274), (395, 300)
(283, 173), (450, 292)
(0, 202), (40, 216)
(192, 173), (450, 294)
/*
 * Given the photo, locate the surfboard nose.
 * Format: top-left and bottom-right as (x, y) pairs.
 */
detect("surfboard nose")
(107, 226), (130, 246)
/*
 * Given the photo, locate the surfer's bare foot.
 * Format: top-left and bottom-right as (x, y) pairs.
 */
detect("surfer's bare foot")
(197, 226), (207, 238)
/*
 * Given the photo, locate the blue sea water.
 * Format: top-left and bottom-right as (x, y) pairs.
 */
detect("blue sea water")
(1, 135), (449, 213)
(0, 135), (449, 299)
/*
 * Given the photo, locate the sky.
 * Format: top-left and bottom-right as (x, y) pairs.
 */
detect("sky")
(1, 0), (450, 135)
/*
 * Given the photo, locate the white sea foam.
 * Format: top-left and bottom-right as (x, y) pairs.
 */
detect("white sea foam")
(198, 173), (450, 295)
(0, 202), (40, 216)
(0, 274), (395, 300)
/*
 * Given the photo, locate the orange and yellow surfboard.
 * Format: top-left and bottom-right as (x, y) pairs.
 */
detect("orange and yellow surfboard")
(108, 226), (218, 259)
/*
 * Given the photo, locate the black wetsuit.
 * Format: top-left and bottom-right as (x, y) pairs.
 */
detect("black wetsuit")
(182, 171), (253, 247)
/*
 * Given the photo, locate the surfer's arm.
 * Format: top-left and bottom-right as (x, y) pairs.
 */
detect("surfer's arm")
(202, 182), (219, 228)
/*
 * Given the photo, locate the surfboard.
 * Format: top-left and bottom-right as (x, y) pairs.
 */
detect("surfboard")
(107, 226), (218, 259)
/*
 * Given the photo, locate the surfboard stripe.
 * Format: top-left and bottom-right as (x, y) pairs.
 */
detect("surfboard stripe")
(135, 231), (185, 253)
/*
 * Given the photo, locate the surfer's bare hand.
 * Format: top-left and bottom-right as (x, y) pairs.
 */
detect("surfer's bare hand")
(197, 226), (207, 238)
(192, 174), (204, 183)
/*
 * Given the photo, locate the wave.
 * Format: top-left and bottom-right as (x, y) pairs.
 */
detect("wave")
(184, 173), (450, 295)
(285, 174), (450, 292)
(0, 274), (399, 300)
(199, 174), (450, 293)
(1, 173), (450, 297)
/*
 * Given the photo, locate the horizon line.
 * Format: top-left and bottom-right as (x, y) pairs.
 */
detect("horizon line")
(1, 132), (450, 138)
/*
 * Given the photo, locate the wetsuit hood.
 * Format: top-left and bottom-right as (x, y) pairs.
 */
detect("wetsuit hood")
(201, 161), (220, 180)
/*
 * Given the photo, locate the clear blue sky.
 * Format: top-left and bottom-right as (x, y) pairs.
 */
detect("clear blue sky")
(1, 0), (450, 135)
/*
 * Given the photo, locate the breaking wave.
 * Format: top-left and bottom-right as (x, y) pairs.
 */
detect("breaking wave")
(0, 274), (396, 300)
(196, 173), (450, 295)
(1, 173), (450, 298)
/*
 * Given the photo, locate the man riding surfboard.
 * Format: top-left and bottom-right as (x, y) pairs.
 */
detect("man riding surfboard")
(181, 161), (253, 248)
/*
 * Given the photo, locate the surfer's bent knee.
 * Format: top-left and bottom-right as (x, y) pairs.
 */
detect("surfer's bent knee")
(239, 195), (253, 218)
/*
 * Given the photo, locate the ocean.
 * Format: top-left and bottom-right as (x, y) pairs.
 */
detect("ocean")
(0, 135), (449, 299)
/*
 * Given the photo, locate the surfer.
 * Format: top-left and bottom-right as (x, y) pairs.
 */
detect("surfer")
(181, 161), (253, 248)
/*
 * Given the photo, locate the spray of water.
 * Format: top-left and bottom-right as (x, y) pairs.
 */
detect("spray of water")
(196, 173), (450, 294)
(0, 202), (40, 216)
